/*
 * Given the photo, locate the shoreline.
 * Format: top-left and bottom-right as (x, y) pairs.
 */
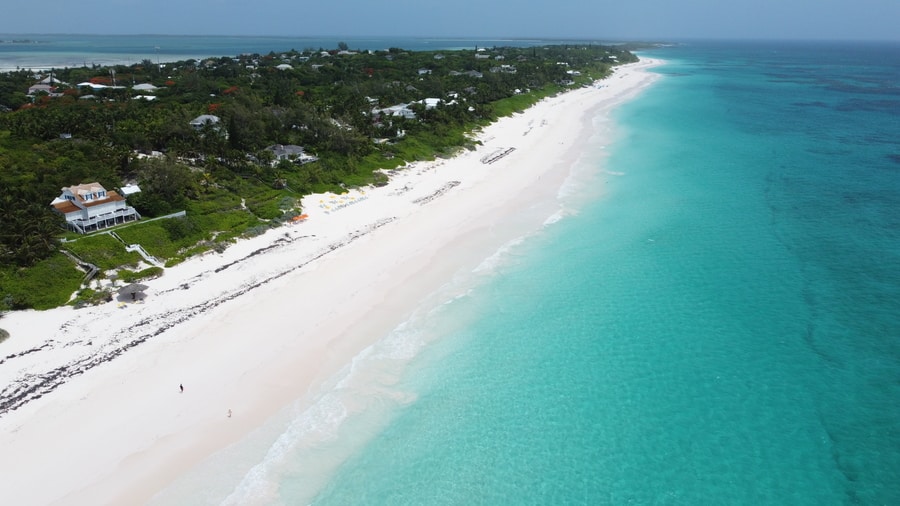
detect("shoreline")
(0, 59), (661, 504)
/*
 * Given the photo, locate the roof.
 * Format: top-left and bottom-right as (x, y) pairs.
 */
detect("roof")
(68, 182), (106, 198)
(120, 183), (142, 196)
(84, 191), (124, 206)
(190, 114), (221, 126)
(51, 179), (137, 216)
(51, 200), (80, 214)
(39, 76), (68, 85)
(53, 182), (119, 205)
(76, 82), (125, 90)
(375, 103), (417, 119)
(28, 84), (54, 94)
(265, 144), (306, 157)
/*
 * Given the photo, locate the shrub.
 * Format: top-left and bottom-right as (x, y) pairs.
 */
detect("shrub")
(162, 215), (201, 241)
(71, 288), (113, 308)
(64, 234), (142, 270)
(0, 253), (83, 310)
(242, 225), (268, 238)
(119, 266), (163, 283)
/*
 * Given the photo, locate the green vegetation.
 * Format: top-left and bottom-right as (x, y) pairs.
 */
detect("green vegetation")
(0, 253), (84, 309)
(70, 287), (114, 308)
(63, 234), (142, 270)
(118, 266), (164, 283)
(0, 43), (641, 310)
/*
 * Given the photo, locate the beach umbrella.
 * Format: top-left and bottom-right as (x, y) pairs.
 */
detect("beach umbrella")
(118, 283), (149, 301)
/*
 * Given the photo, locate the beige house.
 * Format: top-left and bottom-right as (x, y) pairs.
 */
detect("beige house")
(50, 182), (141, 233)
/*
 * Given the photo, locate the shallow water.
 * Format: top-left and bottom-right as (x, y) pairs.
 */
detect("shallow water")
(152, 41), (900, 505)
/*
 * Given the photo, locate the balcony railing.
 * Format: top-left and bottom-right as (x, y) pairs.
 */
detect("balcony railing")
(66, 207), (141, 234)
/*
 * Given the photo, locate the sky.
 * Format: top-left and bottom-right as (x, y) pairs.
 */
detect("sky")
(2, 0), (899, 41)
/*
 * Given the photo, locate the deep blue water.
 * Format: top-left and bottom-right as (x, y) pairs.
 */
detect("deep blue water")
(148, 41), (900, 505)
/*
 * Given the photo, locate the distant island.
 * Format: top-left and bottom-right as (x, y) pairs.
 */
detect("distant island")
(0, 39), (45, 44)
(0, 42), (643, 311)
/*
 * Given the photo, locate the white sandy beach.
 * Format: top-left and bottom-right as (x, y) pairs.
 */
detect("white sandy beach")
(0, 59), (660, 505)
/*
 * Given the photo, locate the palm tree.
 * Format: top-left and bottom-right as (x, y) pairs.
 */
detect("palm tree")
(0, 192), (63, 267)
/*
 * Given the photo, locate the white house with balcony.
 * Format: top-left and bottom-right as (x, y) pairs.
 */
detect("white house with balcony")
(50, 182), (141, 234)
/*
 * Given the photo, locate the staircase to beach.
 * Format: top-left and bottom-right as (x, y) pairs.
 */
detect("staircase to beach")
(108, 231), (164, 268)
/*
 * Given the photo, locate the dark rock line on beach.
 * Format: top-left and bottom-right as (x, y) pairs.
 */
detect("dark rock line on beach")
(0, 219), (394, 418)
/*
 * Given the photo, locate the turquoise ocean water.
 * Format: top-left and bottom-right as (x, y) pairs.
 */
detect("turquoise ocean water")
(139, 39), (898, 504)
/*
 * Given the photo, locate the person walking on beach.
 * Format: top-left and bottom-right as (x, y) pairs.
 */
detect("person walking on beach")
(179, 383), (184, 393)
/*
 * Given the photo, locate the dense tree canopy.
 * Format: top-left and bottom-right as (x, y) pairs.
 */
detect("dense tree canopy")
(0, 43), (642, 307)
(0, 190), (63, 267)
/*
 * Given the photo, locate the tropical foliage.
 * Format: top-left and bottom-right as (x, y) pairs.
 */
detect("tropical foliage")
(0, 43), (641, 309)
